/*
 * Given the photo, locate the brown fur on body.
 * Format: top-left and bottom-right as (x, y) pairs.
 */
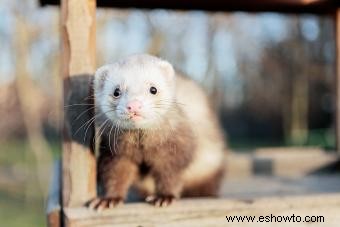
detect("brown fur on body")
(95, 105), (195, 206)
(92, 104), (223, 209)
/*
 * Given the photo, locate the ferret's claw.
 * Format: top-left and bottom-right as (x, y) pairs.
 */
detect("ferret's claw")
(146, 195), (175, 207)
(87, 197), (123, 211)
(145, 195), (156, 202)
(87, 198), (100, 209)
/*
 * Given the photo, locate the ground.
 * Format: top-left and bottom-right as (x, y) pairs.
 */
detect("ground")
(0, 141), (59, 227)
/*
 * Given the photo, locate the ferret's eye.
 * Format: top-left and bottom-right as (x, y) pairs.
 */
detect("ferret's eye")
(113, 88), (121, 98)
(149, 86), (157, 95)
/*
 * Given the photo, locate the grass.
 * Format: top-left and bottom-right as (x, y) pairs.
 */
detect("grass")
(228, 128), (336, 151)
(0, 140), (60, 227)
(0, 190), (45, 227)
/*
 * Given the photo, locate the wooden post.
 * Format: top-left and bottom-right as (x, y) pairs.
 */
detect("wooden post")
(61, 0), (97, 209)
(337, 9), (340, 152)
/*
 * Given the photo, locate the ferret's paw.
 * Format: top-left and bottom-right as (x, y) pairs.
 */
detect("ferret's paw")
(87, 197), (123, 211)
(145, 195), (175, 207)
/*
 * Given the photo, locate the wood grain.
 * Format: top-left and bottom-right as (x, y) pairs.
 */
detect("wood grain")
(61, 0), (97, 208)
(49, 148), (338, 226)
(47, 211), (61, 227)
(64, 193), (340, 227)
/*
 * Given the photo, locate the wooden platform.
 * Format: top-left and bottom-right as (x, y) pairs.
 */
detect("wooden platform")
(221, 175), (340, 199)
(48, 148), (340, 226)
(64, 193), (340, 227)
(226, 147), (339, 178)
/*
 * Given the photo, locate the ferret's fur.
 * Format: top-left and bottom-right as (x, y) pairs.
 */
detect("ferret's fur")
(90, 54), (226, 209)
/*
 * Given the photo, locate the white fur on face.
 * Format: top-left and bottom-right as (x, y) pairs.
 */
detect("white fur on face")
(94, 54), (176, 129)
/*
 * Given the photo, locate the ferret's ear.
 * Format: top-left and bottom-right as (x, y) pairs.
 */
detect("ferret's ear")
(94, 65), (109, 91)
(158, 60), (175, 79)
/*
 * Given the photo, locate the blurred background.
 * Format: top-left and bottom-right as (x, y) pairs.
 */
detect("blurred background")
(0, 0), (336, 226)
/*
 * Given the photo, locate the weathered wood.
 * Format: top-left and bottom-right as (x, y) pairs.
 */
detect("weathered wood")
(40, 0), (339, 14)
(226, 148), (338, 178)
(47, 148), (339, 226)
(61, 0), (97, 208)
(47, 211), (61, 227)
(64, 193), (340, 227)
(254, 147), (338, 176)
(47, 161), (61, 227)
(336, 9), (340, 153)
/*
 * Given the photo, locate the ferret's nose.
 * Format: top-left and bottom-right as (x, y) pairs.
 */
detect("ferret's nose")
(126, 100), (142, 113)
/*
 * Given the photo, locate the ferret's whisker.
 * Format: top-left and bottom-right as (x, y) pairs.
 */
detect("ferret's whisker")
(159, 99), (186, 106)
(64, 103), (112, 108)
(93, 118), (109, 146)
(78, 113), (104, 142)
(83, 94), (96, 101)
(113, 122), (117, 154)
(115, 108), (126, 113)
(64, 103), (95, 108)
(73, 112), (101, 137)
(116, 120), (122, 153)
(83, 116), (101, 144)
(114, 120), (121, 154)
(75, 109), (113, 141)
(154, 103), (172, 107)
(95, 119), (110, 147)
(71, 106), (97, 126)
(108, 123), (114, 156)
(82, 97), (96, 100)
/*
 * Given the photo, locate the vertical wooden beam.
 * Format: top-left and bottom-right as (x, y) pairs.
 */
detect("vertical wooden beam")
(336, 9), (340, 152)
(61, 0), (97, 208)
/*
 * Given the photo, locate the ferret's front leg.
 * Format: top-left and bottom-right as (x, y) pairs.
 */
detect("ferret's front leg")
(148, 144), (192, 207)
(148, 167), (183, 207)
(89, 156), (138, 211)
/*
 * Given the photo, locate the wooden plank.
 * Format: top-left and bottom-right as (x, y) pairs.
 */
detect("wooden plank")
(40, 0), (339, 13)
(64, 193), (340, 226)
(47, 211), (61, 227)
(61, 0), (97, 208)
(254, 147), (338, 176)
(47, 161), (61, 227)
(337, 9), (340, 153)
(226, 148), (338, 177)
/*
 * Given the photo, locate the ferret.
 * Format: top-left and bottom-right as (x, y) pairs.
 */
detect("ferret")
(88, 54), (226, 210)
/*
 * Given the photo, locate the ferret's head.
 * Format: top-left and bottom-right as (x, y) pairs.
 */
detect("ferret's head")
(94, 54), (176, 129)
